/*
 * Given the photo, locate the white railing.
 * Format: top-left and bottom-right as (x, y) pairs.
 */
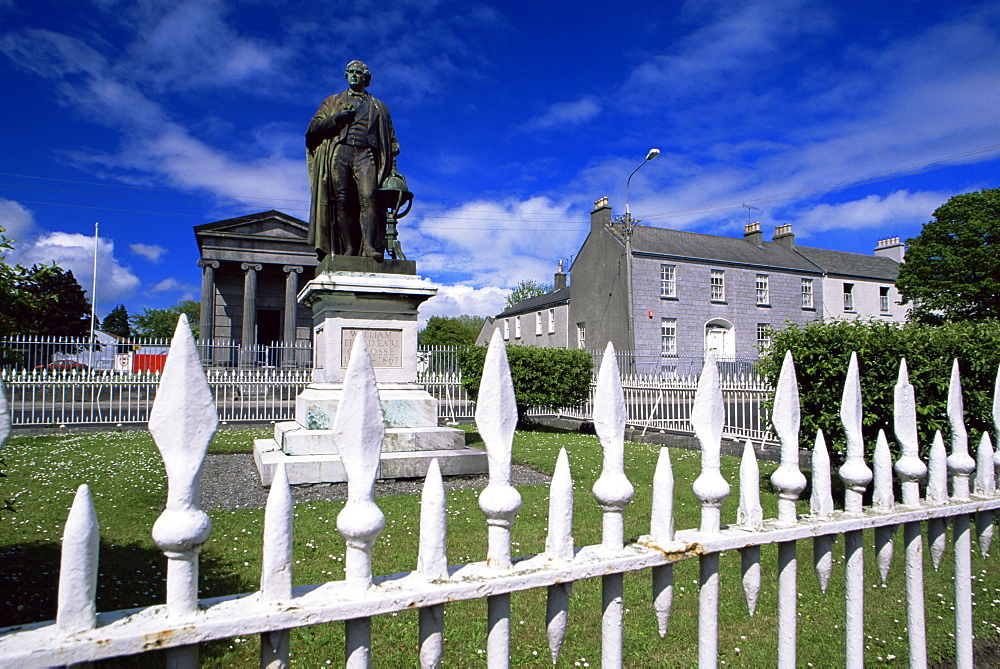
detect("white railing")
(0, 334), (313, 371)
(561, 370), (773, 442)
(0, 368), (311, 425)
(1, 318), (998, 667)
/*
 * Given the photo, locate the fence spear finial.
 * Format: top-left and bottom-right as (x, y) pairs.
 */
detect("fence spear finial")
(770, 351), (806, 525)
(838, 352), (871, 514)
(592, 342), (634, 552)
(149, 314), (217, 619)
(334, 332), (385, 591)
(477, 329), (521, 569)
(691, 351), (729, 534)
(893, 359), (925, 507)
(947, 359), (975, 501)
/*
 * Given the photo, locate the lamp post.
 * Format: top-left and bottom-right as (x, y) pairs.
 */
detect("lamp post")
(620, 149), (660, 352)
(623, 148), (660, 231)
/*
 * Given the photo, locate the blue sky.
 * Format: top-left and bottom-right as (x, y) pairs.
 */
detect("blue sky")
(1, 0), (998, 325)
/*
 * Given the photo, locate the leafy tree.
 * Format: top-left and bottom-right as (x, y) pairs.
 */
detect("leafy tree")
(896, 187), (1000, 323)
(418, 315), (484, 346)
(504, 279), (553, 309)
(458, 345), (593, 424)
(23, 265), (91, 337)
(131, 300), (200, 338)
(0, 227), (84, 341)
(101, 304), (132, 338)
(756, 318), (1000, 459)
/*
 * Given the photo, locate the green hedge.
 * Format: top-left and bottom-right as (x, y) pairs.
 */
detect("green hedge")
(457, 345), (593, 421)
(756, 319), (1000, 459)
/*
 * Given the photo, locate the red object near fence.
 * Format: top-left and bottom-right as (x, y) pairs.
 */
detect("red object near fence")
(132, 353), (167, 373)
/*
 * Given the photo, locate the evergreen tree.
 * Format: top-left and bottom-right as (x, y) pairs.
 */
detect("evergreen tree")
(101, 304), (131, 338)
(26, 266), (92, 336)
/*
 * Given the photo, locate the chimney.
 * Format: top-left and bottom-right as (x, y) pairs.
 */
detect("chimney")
(591, 196), (612, 233)
(772, 223), (795, 249)
(743, 221), (763, 247)
(554, 259), (567, 289)
(874, 236), (906, 263)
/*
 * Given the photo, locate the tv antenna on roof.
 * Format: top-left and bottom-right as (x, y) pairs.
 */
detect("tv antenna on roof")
(741, 203), (759, 226)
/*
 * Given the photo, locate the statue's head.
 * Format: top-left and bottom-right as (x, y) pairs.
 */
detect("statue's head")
(345, 60), (371, 88)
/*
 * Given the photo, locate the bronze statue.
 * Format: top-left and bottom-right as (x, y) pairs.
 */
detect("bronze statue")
(306, 60), (399, 260)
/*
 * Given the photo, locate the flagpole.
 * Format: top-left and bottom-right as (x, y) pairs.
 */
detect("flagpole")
(88, 222), (98, 371)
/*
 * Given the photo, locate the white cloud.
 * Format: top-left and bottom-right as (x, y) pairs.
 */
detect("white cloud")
(0, 198), (38, 243)
(407, 196), (582, 290)
(791, 190), (947, 236)
(9, 231), (140, 308)
(418, 284), (509, 326)
(148, 277), (196, 296)
(130, 242), (167, 262)
(520, 96), (601, 133)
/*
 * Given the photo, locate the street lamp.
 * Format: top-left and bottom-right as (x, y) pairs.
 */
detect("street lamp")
(619, 148), (660, 353)
(624, 148), (660, 227)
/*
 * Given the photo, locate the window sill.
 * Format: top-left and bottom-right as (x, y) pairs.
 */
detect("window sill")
(756, 303), (771, 308)
(660, 295), (678, 301)
(711, 300), (727, 305)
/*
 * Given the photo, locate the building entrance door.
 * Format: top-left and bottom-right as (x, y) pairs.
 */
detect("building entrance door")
(257, 309), (281, 366)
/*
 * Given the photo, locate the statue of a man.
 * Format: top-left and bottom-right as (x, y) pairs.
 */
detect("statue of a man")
(306, 60), (399, 260)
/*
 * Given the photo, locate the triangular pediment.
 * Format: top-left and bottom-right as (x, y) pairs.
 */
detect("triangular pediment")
(195, 210), (310, 241)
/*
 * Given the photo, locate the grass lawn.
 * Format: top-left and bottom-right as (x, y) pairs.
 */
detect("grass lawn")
(1, 425), (999, 666)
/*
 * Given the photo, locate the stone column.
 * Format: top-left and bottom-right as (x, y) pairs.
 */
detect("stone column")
(282, 266), (303, 368)
(241, 263), (262, 366)
(197, 260), (219, 341)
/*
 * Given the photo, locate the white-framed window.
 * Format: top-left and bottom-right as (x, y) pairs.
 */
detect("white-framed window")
(577, 323), (586, 349)
(843, 283), (855, 312)
(660, 264), (676, 298)
(880, 286), (890, 313)
(503, 319), (510, 340)
(710, 269), (725, 302)
(661, 318), (677, 356)
(801, 279), (814, 309)
(548, 308), (555, 334)
(515, 316), (522, 339)
(756, 274), (769, 305)
(535, 312), (542, 335)
(757, 323), (771, 351)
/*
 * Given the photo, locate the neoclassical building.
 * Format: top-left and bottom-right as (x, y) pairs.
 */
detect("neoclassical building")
(194, 211), (319, 363)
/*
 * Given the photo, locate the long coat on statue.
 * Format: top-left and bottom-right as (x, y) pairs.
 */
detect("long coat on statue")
(306, 90), (399, 259)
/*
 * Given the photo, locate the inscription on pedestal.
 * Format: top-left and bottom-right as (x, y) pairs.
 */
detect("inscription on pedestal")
(342, 328), (403, 367)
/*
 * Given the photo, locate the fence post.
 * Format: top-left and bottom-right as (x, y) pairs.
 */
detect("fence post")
(334, 336), (386, 668)
(148, 315), (218, 669)
(691, 352), (728, 667)
(591, 342), (632, 668)
(475, 331), (520, 668)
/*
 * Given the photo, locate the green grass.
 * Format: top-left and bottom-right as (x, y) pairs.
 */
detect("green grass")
(1, 425), (999, 666)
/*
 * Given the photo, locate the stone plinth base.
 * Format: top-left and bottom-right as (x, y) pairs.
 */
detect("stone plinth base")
(296, 383), (440, 431)
(251, 266), (488, 486)
(253, 434), (486, 486)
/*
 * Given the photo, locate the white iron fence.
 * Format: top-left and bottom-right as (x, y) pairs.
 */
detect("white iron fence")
(0, 361), (771, 440)
(1, 321), (999, 667)
(0, 368), (312, 425)
(0, 334), (313, 371)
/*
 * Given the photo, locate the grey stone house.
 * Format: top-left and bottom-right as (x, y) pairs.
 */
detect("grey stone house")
(569, 197), (905, 371)
(481, 197), (906, 373)
(475, 265), (570, 347)
(194, 211), (319, 362)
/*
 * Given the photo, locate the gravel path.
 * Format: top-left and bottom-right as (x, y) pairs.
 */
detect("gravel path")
(200, 452), (551, 511)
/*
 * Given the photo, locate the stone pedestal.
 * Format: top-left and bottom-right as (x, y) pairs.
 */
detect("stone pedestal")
(253, 260), (486, 485)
